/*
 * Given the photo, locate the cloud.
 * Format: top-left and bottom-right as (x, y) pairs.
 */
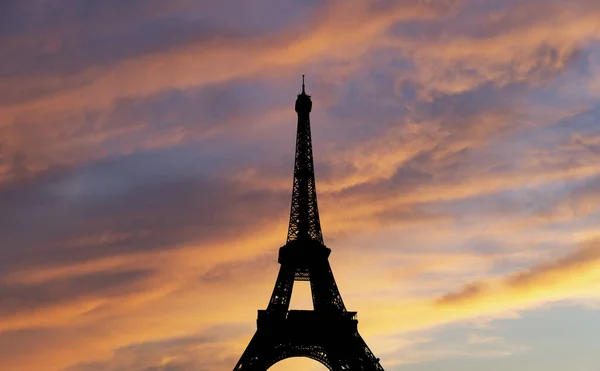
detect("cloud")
(379, 328), (526, 368)
(0, 269), (153, 317)
(429, 239), (600, 321)
(507, 240), (600, 289)
(0, 78), (297, 185)
(63, 326), (247, 371)
(345, 237), (600, 342)
(0, 0), (452, 125)
(0, 147), (291, 275)
(436, 282), (489, 306)
(384, 0), (600, 98)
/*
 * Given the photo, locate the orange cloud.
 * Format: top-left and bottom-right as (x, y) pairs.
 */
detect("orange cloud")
(0, 0), (450, 125)
(354, 238), (600, 339)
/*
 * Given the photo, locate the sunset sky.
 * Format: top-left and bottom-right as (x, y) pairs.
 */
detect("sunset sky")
(1, 0), (600, 370)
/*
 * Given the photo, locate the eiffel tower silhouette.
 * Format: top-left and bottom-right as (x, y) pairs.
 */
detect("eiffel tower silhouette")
(232, 77), (385, 370)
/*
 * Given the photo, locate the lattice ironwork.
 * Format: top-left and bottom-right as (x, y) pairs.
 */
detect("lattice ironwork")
(286, 76), (323, 244)
(232, 78), (385, 370)
(233, 311), (385, 371)
(309, 259), (347, 313)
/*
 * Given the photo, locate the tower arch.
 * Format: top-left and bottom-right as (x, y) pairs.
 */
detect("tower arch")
(263, 343), (333, 370)
(269, 356), (331, 370)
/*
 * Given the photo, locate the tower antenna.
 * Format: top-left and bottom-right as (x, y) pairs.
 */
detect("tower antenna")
(302, 74), (305, 93)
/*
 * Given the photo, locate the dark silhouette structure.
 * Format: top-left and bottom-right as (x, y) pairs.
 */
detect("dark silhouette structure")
(232, 77), (385, 370)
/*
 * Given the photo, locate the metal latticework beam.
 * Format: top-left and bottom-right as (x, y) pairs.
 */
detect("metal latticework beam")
(309, 259), (347, 313)
(286, 79), (323, 244)
(232, 310), (385, 370)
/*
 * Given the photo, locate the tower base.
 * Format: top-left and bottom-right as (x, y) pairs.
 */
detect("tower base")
(233, 310), (384, 370)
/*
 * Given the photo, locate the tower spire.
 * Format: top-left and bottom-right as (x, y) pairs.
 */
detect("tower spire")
(288, 75), (323, 244)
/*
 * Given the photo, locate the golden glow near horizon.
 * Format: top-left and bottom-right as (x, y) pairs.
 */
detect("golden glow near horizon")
(1, 1), (600, 370)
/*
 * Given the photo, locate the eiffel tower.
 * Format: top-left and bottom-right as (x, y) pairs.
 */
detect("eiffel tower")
(232, 77), (385, 370)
